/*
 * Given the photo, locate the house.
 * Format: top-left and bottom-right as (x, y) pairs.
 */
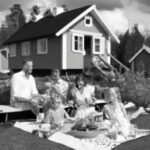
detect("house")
(0, 47), (9, 73)
(4, 5), (119, 72)
(129, 45), (150, 76)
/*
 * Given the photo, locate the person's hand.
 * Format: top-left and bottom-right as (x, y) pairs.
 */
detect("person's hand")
(69, 82), (75, 88)
(14, 97), (31, 102)
(67, 100), (74, 107)
(31, 99), (38, 107)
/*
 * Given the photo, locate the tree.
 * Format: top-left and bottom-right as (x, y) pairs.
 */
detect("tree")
(43, 9), (53, 17)
(0, 23), (9, 47)
(5, 4), (26, 33)
(30, 5), (40, 22)
(0, 4), (26, 47)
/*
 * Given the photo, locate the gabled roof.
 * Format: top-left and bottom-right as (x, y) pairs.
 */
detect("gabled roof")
(4, 5), (119, 45)
(129, 45), (150, 63)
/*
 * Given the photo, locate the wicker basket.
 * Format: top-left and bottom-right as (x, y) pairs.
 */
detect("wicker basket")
(67, 130), (99, 139)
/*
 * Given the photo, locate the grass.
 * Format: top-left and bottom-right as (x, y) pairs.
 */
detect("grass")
(0, 125), (73, 150)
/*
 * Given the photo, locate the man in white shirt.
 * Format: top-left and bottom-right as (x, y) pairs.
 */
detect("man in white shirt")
(11, 60), (39, 111)
(46, 69), (70, 105)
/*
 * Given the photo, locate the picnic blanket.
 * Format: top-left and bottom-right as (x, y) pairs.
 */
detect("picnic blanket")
(14, 120), (150, 150)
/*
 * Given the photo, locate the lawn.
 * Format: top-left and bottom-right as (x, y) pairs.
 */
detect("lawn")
(0, 125), (73, 150)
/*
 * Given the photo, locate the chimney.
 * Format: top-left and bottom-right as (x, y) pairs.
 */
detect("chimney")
(52, 6), (67, 16)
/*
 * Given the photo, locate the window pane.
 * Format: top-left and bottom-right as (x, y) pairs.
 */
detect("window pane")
(38, 39), (47, 54)
(94, 38), (100, 52)
(75, 36), (78, 41)
(79, 37), (83, 50)
(41, 40), (46, 52)
(86, 19), (91, 24)
(95, 45), (100, 52)
(75, 40), (78, 50)
(95, 39), (100, 45)
(22, 42), (30, 56)
(9, 44), (16, 57)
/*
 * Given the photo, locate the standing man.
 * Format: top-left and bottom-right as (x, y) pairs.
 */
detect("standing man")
(11, 60), (39, 111)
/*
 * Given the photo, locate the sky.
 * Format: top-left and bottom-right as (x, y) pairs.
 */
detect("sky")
(0, 0), (150, 34)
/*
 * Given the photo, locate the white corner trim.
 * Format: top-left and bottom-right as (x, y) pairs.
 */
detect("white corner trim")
(129, 45), (148, 63)
(62, 33), (67, 69)
(92, 7), (120, 43)
(56, 5), (96, 37)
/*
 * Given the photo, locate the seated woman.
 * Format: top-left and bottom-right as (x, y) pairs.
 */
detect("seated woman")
(71, 75), (97, 119)
(103, 87), (136, 139)
(44, 93), (75, 130)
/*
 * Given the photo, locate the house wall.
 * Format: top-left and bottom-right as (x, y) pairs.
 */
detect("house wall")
(65, 14), (110, 69)
(9, 36), (61, 70)
(134, 50), (150, 76)
(71, 14), (108, 37)
(66, 31), (84, 69)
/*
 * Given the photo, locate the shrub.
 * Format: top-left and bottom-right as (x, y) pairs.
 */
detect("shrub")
(119, 71), (150, 107)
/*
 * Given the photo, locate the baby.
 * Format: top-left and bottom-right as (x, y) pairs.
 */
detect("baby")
(44, 93), (75, 129)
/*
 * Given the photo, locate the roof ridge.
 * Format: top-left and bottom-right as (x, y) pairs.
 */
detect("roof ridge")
(36, 5), (92, 22)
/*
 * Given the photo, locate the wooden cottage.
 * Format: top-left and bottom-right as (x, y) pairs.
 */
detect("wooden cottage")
(129, 45), (150, 76)
(4, 5), (119, 72)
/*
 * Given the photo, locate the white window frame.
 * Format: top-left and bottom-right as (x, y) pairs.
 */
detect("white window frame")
(84, 16), (93, 27)
(93, 36), (105, 54)
(72, 33), (85, 54)
(93, 37), (101, 54)
(21, 41), (30, 56)
(37, 38), (48, 54)
(9, 44), (16, 57)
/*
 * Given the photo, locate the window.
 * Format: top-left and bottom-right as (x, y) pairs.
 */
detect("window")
(37, 38), (48, 54)
(84, 16), (93, 27)
(93, 37), (105, 54)
(72, 34), (84, 53)
(95, 39), (101, 52)
(21, 42), (30, 56)
(9, 44), (16, 57)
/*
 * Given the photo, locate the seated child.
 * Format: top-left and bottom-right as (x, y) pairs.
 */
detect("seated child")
(44, 93), (75, 130)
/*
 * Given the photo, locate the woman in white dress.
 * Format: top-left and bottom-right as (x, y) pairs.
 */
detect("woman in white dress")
(103, 88), (136, 138)
(71, 75), (97, 119)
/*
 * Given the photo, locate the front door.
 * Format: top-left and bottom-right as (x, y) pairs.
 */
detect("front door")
(84, 36), (92, 70)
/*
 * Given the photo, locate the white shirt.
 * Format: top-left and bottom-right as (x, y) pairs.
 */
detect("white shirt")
(46, 78), (69, 104)
(72, 85), (95, 106)
(11, 71), (38, 101)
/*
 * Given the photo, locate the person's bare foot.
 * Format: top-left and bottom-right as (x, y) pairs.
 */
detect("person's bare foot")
(129, 107), (148, 120)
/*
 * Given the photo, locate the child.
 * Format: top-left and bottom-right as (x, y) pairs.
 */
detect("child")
(44, 93), (75, 129)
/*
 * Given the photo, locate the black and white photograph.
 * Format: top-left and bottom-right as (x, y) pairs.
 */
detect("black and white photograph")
(0, 0), (150, 150)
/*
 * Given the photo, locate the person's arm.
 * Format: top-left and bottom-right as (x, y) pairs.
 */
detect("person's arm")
(14, 96), (31, 102)
(103, 105), (111, 120)
(64, 109), (75, 121)
(31, 77), (38, 96)
(11, 74), (20, 100)
(44, 110), (53, 124)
